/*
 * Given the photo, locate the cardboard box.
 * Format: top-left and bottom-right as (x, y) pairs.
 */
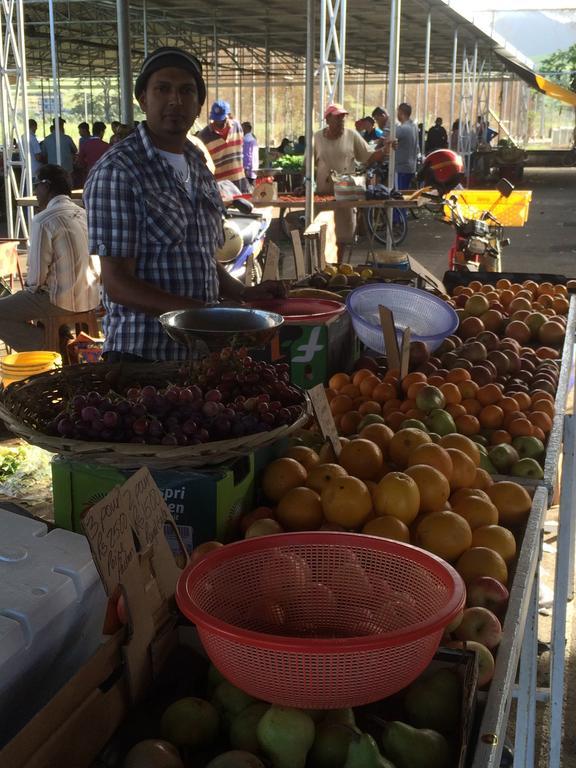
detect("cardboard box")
(51, 454), (256, 553)
(254, 311), (359, 388)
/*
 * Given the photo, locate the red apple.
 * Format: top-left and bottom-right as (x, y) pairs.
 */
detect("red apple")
(190, 540), (223, 564)
(447, 639), (495, 687)
(467, 576), (510, 618)
(240, 506), (275, 533)
(454, 606), (503, 649)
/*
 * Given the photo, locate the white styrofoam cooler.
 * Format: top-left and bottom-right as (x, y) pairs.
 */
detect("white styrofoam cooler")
(0, 509), (107, 745)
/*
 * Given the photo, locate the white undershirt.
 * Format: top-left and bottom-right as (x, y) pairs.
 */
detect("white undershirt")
(157, 148), (193, 197)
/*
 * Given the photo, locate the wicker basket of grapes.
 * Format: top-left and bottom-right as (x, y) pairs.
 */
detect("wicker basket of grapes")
(0, 351), (310, 468)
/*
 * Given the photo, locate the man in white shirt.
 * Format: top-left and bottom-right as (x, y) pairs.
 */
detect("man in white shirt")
(0, 164), (100, 351)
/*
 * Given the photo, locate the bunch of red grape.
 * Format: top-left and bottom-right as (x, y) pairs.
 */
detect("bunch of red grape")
(49, 350), (305, 446)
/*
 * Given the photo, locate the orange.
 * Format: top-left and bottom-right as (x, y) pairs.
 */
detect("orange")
(384, 368), (401, 382)
(456, 546), (508, 585)
(531, 389), (554, 405)
(533, 426), (546, 442)
(490, 430), (512, 446)
(447, 368), (471, 383)
(486, 482), (532, 526)
(415, 510), (473, 562)
(318, 438), (349, 463)
(330, 394), (354, 416)
(284, 446), (320, 471)
(446, 448), (477, 490)
(329, 372), (350, 391)
(321, 476), (372, 528)
(405, 408), (427, 421)
(509, 419), (533, 437)
(474, 468), (494, 490)
(306, 463), (348, 494)
(458, 380), (479, 400)
(386, 411), (407, 432)
(352, 368), (378, 387)
(262, 458), (308, 503)
(373, 471), (420, 524)
(339, 410), (363, 436)
(400, 399), (417, 414)
(353, 397), (368, 410)
(479, 405), (504, 430)
(339, 383), (361, 399)
(450, 487), (491, 506)
(359, 376), (381, 397)
(496, 278), (512, 290)
(325, 388), (338, 403)
(462, 398), (482, 416)
(531, 411), (552, 433)
(455, 414), (480, 436)
(471, 524), (517, 563)
(428, 376), (446, 387)
(530, 399), (554, 418)
(388, 428), (432, 468)
(440, 382), (462, 405)
(451, 494), (499, 529)
(276, 487), (323, 531)
(477, 384), (503, 407)
(446, 403), (467, 420)
(372, 382), (398, 403)
(500, 396), (520, 414)
(358, 400), (382, 416)
(359, 423), (394, 456)
(406, 442), (453, 481)
(407, 380), (428, 400)
(503, 410), (525, 430)
(338, 438), (384, 481)
(513, 392), (531, 412)
(401, 372), (427, 392)
(439, 434), (481, 466)
(382, 399), (403, 416)
(405, 464), (451, 513)
(362, 515), (410, 543)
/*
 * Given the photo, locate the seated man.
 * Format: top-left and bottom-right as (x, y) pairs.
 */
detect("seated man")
(0, 164), (101, 351)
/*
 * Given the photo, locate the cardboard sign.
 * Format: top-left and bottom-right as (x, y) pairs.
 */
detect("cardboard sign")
(290, 229), (306, 279)
(262, 240), (280, 281)
(244, 253), (254, 287)
(308, 384), (341, 456)
(400, 327), (412, 380)
(379, 305), (400, 371)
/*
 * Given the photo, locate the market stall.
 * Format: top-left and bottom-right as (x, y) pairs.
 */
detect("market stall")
(0, 267), (574, 768)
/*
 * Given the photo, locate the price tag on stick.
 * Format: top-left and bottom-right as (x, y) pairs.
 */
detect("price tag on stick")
(379, 305), (401, 371)
(400, 327), (412, 380)
(291, 229), (306, 279)
(308, 384), (341, 457)
(262, 241), (280, 281)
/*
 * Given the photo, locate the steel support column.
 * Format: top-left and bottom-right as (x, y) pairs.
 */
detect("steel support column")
(213, 22), (219, 101)
(116, 0), (133, 124)
(318, 0), (348, 124)
(421, 11), (431, 156)
(48, 0), (61, 165)
(0, 0), (33, 238)
(386, 0), (401, 250)
(449, 27), (458, 138)
(304, 0), (315, 229)
(264, 33), (270, 166)
(142, 0), (148, 58)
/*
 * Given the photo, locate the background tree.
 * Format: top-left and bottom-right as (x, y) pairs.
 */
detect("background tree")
(540, 44), (576, 90)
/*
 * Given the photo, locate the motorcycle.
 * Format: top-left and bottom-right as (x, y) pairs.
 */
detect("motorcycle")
(215, 196), (272, 284)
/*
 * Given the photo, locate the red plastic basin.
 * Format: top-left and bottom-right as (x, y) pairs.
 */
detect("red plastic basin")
(248, 298), (346, 324)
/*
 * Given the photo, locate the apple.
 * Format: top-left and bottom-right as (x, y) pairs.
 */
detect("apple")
(454, 606), (503, 649)
(446, 639), (495, 687)
(191, 540), (224, 564)
(466, 575), (510, 618)
(240, 506), (276, 533)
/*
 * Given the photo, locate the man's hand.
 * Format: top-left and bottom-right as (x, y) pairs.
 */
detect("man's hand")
(244, 280), (290, 301)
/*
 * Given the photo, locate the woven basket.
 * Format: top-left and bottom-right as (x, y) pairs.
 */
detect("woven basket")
(0, 362), (310, 469)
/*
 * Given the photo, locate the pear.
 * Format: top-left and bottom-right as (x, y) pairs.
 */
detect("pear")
(344, 733), (396, 767)
(310, 723), (361, 768)
(207, 663), (227, 695)
(212, 680), (258, 716)
(381, 721), (451, 768)
(425, 409), (456, 437)
(512, 436), (545, 460)
(230, 702), (269, 753)
(488, 445), (519, 474)
(257, 706), (315, 768)
(403, 667), (461, 735)
(511, 458), (544, 479)
(323, 708), (356, 728)
(205, 752), (265, 768)
(479, 453), (497, 474)
(160, 697), (219, 748)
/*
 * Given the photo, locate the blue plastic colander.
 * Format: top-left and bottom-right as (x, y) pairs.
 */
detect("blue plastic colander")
(345, 284), (459, 354)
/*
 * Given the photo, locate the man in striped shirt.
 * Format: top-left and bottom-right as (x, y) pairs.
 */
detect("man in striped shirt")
(198, 99), (250, 193)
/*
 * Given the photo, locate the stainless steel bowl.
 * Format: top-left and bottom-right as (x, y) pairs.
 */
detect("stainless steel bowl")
(160, 306), (284, 351)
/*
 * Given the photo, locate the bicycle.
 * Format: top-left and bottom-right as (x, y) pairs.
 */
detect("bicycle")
(363, 162), (408, 247)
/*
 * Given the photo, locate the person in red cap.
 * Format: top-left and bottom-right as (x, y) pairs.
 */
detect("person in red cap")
(314, 103), (392, 262)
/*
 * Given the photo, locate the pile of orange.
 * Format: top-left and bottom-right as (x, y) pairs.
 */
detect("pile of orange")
(242, 430), (533, 591)
(325, 366), (555, 447)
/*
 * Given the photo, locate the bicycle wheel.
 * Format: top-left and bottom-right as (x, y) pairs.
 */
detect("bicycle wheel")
(366, 206), (408, 247)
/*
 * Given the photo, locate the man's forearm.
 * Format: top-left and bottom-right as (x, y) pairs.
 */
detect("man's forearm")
(104, 273), (205, 315)
(217, 262), (246, 302)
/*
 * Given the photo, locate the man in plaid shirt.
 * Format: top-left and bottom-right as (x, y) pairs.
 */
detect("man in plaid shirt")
(84, 47), (285, 362)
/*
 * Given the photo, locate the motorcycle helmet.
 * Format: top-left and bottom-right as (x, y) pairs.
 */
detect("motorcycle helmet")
(215, 219), (243, 262)
(418, 149), (464, 193)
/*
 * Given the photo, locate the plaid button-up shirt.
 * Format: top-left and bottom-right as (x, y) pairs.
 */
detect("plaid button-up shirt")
(84, 122), (225, 361)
